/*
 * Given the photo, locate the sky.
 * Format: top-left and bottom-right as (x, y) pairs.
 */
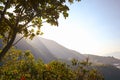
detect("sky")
(41, 0), (120, 56)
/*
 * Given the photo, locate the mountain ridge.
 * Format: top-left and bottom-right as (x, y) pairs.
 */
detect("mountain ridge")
(1, 36), (120, 80)
(15, 36), (120, 66)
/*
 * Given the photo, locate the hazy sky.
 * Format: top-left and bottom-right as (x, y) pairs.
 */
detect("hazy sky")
(41, 0), (120, 56)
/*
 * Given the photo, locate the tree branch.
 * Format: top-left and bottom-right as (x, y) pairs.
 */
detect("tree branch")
(0, 31), (17, 61)
(23, 15), (37, 27)
(13, 36), (24, 46)
(4, 17), (13, 29)
(0, 0), (10, 23)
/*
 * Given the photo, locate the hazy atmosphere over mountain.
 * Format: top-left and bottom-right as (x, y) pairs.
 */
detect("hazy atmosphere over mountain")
(15, 36), (120, 65)
(15, 36), (120, 80)
(41, 0), (120, 57)
(0, 0), (120, 80)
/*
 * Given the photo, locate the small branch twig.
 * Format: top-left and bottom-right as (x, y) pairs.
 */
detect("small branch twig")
(13, 36), (24, 46)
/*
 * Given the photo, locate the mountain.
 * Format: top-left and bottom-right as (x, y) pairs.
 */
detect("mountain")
(15, 36), (120, 80)
(104, 52), (120, 59)
(84, 54), (120, 68)
(15, 36), (57, 63)
(1, 36), (120, 80)
(1, 36), (120, 66)
(15, 36), (120, 65)
(15, 36), (86, 63)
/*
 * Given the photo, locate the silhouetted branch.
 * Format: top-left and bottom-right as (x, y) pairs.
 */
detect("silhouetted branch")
(13, 36), (24, 46)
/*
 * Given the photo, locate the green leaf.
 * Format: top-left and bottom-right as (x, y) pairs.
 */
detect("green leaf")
(0, 6), (4, 10)
(0, 35), (3, 39)
(63, 12), (69, 19)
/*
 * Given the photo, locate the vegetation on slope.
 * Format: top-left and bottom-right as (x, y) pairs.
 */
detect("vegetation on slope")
(0, 48), (104, 80)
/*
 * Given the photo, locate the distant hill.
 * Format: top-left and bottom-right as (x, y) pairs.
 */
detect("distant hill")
(104, 52), (120, 59)
(15, 36), (57, 63)
(15, 36), (86, 63)
(84, 54), (120, 68)
(1, 36), (120, 80)
(15, 36), (120, 65)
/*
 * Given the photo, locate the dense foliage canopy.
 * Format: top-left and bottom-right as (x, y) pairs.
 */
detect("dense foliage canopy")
(0, 48), (104, 80)
(0, 0), (80, 60)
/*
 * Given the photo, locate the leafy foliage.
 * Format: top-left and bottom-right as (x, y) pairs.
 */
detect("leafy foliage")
(0, 0), (81, 40)
(71, 58), (104, 80)
(0, 48), (104, 80)
(0, 0), (80, 60)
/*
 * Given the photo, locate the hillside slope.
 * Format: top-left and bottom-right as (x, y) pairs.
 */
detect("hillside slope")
(16, 36), (86, 62)
(1, 36), (120, 80)
(15, 36), (120, 65)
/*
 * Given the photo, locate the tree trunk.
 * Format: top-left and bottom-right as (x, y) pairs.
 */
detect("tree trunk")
(0, 32), (17, 61)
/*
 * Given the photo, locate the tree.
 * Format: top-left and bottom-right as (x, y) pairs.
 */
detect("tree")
(0, 0), (80, 60)
(71, 58), (104, 80)
(0, 47), (45, 80)
(0, 48), (104, 80)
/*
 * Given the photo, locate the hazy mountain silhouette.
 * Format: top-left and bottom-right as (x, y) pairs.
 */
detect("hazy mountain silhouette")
(15, 36), (120, 80)
(105, 52), (120, 59)
(15, 36), (86, 63)
(15, 36), (120, 66)
(84, 54), (120, 67)
(15, 36), (57, 63)
(1, 36), (120, 80)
